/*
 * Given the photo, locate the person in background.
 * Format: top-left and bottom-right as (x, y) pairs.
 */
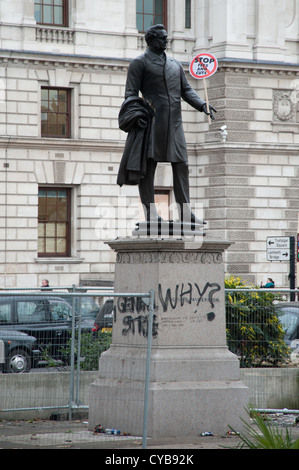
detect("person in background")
(260, 278), (275, 288)
(41, 279), (51, 289)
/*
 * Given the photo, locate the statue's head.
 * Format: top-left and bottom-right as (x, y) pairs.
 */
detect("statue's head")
(145, 24), (168, 54)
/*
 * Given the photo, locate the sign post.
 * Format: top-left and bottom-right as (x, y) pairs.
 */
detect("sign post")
(189, 53), (218, 125)
(290, 236), (295, 300)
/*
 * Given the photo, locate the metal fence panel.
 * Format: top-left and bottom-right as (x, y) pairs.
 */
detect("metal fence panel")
(225, 288), (299, 413)
(0, 286), (299, 447)
(0, 286), (154, 448)
(225, 288), (299, 367)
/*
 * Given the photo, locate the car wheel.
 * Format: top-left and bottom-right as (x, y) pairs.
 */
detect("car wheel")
(5, 349), (31, 373)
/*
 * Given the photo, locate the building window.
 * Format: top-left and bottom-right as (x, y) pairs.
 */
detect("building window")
(41, 88), (71, 138)
(136, 0), (167, 32)
(185, 0), (191, 28)
(38, 188), (71, 257)
(34, 0), (68, 27)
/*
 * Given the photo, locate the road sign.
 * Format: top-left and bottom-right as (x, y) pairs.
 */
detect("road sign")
(266, 237), (290, 261)
(267, 249), (290, 261)
(265, 236), (295, 296)
(189, 53), (218, 80)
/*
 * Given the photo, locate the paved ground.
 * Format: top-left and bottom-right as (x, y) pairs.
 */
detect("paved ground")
(0, 414), (299, 451)
(0, 418), (240, 450)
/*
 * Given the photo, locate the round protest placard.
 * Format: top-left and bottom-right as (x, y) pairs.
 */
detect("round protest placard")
(189, 53), (218, 80)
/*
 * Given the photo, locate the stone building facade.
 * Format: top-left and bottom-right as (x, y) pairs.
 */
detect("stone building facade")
(1, 0), (299, 288)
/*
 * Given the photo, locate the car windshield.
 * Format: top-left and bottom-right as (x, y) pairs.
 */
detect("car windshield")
(278, 309), (299, 335)
(61, 296), (100, 318)
(79, 297), (100, 317)
(49, 300), (72, 321)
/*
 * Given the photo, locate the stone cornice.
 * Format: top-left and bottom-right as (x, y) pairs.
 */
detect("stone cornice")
(0, 48), (131, 70)
(106, 238), (231, 254)
(1, 137), (299, 154)
(2, 48), (299, 76)
(216, 57), (299, 76)
(0, 136), (124, 152)
(197, 141), (299, 153)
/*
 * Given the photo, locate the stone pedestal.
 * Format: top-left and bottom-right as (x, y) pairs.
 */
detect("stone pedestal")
(89, 239), (248, 437)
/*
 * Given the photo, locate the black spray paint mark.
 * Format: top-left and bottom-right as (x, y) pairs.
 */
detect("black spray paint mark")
(206, 312), (215, 321)
(194, 282), (221, 309)
(122, 314), (158, 338)
(117, 296), (150, 314)
(158, 282), (221, 312)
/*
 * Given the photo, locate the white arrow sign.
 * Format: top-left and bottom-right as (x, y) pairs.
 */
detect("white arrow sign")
(267, 237), (290, 249)
(267, 249), (290, 261)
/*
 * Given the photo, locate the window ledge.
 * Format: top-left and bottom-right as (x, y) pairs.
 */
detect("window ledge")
(35, 257), (84, 264)
(272, 122), (299, 133)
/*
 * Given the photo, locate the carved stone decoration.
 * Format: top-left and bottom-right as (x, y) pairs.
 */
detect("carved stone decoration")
(54, 161), (66, 183)
(273, 90), (296, 121)
(116, 251), (223, 264)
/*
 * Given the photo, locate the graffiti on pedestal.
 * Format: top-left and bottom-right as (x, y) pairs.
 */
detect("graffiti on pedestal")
(116, 296), (158, 338)
(158, 282), (221, 312)
(116, 281), (221, 337)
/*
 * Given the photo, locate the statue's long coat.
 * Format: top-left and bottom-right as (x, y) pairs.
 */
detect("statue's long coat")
(124, 49), (206, 163)
(117, 96), (154, 186)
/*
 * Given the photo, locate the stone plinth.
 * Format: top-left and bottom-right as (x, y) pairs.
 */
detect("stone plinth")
(89, 239), (248, 437)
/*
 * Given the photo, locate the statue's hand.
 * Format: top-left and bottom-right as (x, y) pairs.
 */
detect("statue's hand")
(202, 103), (217, 120)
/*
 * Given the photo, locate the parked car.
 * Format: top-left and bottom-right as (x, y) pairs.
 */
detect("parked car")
(61, 294), (100, 320)
(92, 299), (114, 335)
(0, 329), (40, 373)
(276, 302), (299, 362)
(0, 295), (93, 361)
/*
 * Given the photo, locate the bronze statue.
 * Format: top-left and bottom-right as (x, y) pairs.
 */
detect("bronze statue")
(117, 24), (216, 226)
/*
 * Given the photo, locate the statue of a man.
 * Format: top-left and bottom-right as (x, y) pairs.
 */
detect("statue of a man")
(119, 24), (216, 224)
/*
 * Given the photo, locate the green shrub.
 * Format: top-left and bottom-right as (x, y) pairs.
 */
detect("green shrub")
(60, 331), (112, 371)
(225, 275), (289, 367)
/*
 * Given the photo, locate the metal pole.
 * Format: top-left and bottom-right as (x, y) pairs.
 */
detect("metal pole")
(289, 236), (295, 301)
(75, 294), (82, 405)
(68, 284), (76, 420)
(142, 289), (155, 449)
